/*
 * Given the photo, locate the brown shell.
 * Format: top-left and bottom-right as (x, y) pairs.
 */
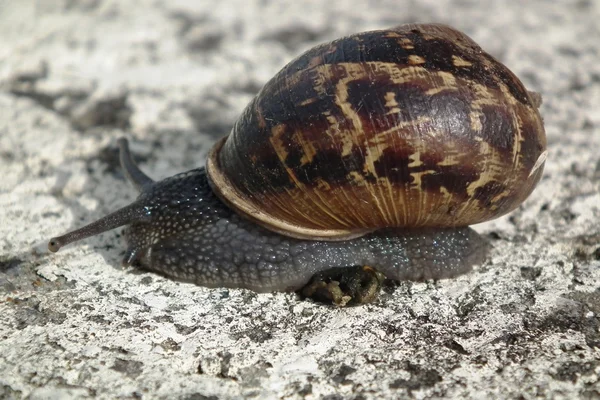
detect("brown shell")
(207, 23), (547, 240)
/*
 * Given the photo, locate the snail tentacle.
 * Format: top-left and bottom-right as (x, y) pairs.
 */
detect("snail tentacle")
(47, 201), (146, 252)
(117, 138), (155, 192)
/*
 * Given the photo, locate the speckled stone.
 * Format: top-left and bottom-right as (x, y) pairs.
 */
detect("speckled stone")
(1, 0), (599, 399)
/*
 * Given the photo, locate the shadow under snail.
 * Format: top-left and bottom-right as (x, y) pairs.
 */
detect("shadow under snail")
(48, 23), (547, 306)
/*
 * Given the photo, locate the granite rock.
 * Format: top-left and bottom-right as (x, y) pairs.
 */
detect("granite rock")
(1, 0), (599, 399)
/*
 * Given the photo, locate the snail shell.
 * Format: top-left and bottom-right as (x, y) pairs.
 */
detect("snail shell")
(207, 23), (546, 240)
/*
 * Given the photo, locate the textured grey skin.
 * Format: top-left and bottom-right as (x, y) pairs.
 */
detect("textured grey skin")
(123, 168), (489, 292)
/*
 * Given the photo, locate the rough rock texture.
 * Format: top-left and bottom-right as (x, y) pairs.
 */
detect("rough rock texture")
(1, 0), (599, 399)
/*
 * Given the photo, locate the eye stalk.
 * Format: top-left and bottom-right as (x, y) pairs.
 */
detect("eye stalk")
(48, 139), (153, 252)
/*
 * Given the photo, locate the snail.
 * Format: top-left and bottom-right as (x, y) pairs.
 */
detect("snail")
(48, 23), (546, 305)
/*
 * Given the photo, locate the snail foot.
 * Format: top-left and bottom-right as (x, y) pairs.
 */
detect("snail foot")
(299, 265), (386, 307)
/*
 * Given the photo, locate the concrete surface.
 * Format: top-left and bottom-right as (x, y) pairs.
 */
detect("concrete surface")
(1, 0), (599, 399)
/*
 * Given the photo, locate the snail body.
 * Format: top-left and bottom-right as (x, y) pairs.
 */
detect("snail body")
(48, 24), (546, 303)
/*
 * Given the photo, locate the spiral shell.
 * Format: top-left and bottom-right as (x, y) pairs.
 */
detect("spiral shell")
(207, 23), (546, 240)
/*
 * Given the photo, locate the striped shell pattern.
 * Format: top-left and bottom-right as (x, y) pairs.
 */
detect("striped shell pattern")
(207, 23), (546, 240)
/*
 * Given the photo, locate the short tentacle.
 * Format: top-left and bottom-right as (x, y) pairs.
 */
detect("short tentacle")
(117, 138), (154, 192)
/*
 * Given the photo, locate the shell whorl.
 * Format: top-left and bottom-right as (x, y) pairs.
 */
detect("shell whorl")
(207, 23), (546, 240)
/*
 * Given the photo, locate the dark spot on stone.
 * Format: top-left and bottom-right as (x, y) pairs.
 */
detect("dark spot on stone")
(0, 257), (22, 273)
(121, 296), (146, 306)
(237, 363), (271, 387)
(501, 298), (535, 314)
(63, 0), (101, 11)
(558, 208), (577, 222)
(11, 295), (69, 329)
(520, 266), (542, 280)
(86, 143), (124, 177)
(572, 233), (600, 261)
(10, 61), (48, 83)
(525, 291), (600, 348)
(298, 383), (313, 396)
(111, 358), (144, 379)
(102, 345), (130, 355)
(140, 276), (153, 285)
(153, 315), (174, 323)
(215, 352), (235, 380)
(490, 332), (521, 346)
(187, 96), (236, 138)
(569, 162), (592, 178)
(1, 280), (17, 293)
(389, 362), (442, 390)
(556, 46), (580, 58)
(159, 338), (181, 352)
(381, 320), (403, 338)
(87, 315), (111, 324)
(456, 285), (488, 318)
(167, 303), (187, 313)
(552, 360), (600, 383)
(0, 384), (23, 399)
(0, 150), (15, 162)
(331, 364), (357, 385)
(381, 279), (400, 296)
(487, 231), (502, 240)
(444, 339), (469, 355)
(186, 30), (224, 52)
(169, 11), (209, 38)
(230, 326), (273, 343)
(582, 390), (600, 399)
(6, 61), (57, 110)
(182, 394), (219, 400)
(322, 395), (344, 400)
(10, 88), (56, 110)
(473, 355), (488, 365)
(71, 93), (132, 131)
(582, 118), (595, 131)
(576, 0), (592, 9)
(569, 76), (587, 91)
